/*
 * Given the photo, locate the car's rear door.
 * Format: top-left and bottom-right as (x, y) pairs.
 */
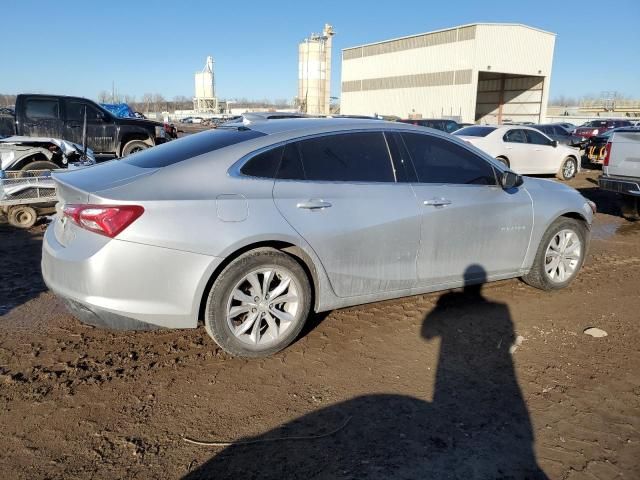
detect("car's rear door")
(501, 128), (530, 172)
(397, 131), (533, 286)
(272, 131), (421, 298)
(20, 96), (62, 138)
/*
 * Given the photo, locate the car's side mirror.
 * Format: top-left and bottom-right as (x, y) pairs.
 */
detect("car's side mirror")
(501, 170), (523, 189)
(551, 140), (558, 147)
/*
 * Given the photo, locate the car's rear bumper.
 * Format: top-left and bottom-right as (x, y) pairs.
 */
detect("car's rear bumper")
(41, 224), (222, 330)
(598, 175), (640, 196)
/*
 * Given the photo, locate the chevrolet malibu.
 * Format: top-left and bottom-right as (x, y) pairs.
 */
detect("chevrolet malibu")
(42, 118), (594, 357)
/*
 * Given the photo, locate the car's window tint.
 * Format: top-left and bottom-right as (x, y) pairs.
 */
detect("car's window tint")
(385, 132), (416, 183)
(444, 121), (459, 133)
(122, 128), (266, 168)
(277, 143), (305, 180)
(454, 126), (496, 137)
(503, 129), (527, 143)
(241, 146), (284, 178)
(25, 99), (59, 120)
(66, 101), (102, 122)
(295, 132), (394, 182)
(525, 129), (551, 145)
(401, 133), (496, 185)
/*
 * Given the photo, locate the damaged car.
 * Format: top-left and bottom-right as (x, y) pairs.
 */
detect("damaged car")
(0, 136), (95, 171)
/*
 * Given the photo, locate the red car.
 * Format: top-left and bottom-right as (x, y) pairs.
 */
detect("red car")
(574, 119), (632, 143)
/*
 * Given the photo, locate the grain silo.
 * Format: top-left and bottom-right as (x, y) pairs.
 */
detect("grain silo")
(298, 24), (335, 115)
(194, 56), (218, 112)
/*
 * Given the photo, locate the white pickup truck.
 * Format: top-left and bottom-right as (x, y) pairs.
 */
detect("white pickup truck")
(598, 128), (640, 220)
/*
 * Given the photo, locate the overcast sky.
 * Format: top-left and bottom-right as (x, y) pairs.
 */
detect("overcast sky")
(2, 0), (639, 102)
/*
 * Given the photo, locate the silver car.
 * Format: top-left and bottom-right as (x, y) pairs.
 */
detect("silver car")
(42, 118), (595, 357)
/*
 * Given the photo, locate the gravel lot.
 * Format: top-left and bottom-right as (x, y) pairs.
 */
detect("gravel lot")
(0, 169), (638, 479)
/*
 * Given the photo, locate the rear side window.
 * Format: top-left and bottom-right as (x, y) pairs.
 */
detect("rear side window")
(241, 146), (283, 178)
(454, 126), (496, 137)
(277, 143), (305, 180)
(25, 99), (59, 120)
(294, 132), (394, 182)
(503, 129), (527, 143)
(122, 128), (266, 168)
(401, 133), (496, 185)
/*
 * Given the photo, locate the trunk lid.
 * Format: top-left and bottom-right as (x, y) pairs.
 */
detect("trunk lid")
(52, 161), (157, 246)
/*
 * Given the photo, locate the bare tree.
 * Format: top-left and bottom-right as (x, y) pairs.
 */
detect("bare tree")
(97, 90), (111, 103)
(141, 93), (153, 113)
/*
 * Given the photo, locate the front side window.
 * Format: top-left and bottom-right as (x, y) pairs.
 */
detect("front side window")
(294, 132), (395, 183)
(401, 133), (496, 185)
(525, 129), (552, 146)
(25, 99), (59, 120)
(66, 101), (102, 122)
(503, 129), (527, 143)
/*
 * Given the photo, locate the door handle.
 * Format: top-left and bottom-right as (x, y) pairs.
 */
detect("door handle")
(423, 198), (452, 207)
(296, 199), (332, 210)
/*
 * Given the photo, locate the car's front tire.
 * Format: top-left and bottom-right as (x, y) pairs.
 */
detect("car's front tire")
(558, 156), (578, 180)
(522, 217), (588, 290)
(204, 248), (312, 357)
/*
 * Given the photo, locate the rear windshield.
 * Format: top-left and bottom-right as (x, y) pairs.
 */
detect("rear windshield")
(453, 126), (496, 137)
(122, 128), (266, 168)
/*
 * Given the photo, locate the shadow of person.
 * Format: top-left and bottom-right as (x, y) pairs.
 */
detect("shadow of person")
(183, 265), (547, 480)
(420, 264), (547, 479)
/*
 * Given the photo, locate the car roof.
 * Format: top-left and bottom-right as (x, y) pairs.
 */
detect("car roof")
(244, 117), (424, 136)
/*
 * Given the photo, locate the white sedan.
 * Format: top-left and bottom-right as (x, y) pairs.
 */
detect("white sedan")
(454, 125), (581, 180)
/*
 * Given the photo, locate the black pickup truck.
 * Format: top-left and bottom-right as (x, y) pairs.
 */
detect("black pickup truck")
(0, 94), (169, 162)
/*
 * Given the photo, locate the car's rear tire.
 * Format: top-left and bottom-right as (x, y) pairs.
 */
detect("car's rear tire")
(620, 195), (640, 221)
(204, 248), (312, 357)
(522, 217), (588, 290)
(121, 140), (149, 157)
(21, 160), (57, 173)
(557, 157), (577, 181)
(7, 205), (37, 229)
(496, 156), (510, 168)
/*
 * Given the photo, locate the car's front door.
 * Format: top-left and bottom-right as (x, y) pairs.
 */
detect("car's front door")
(273, 131), (421, 298)
(397, 132), (533, 286)
(524, 129), (558, 173)
(63, 100), (116, 153)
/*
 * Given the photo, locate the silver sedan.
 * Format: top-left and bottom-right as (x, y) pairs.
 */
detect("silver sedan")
(42, 118), (594, 357)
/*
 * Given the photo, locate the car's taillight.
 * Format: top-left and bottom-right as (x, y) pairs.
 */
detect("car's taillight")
(63, 204), (144, 238)
(592, 129), (599, 135)
(603, 142), (612, 166)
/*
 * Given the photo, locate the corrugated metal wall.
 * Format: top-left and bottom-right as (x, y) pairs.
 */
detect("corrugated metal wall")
(341, 24), (555, 122)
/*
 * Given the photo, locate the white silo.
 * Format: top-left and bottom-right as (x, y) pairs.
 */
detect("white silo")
(194, 56), (218, 112)
(298, 24), (335, 115)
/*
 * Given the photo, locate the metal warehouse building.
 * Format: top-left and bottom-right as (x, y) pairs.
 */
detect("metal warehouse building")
(341, 23), (556, 124)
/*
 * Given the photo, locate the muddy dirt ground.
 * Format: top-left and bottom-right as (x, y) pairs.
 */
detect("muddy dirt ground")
(0, 169), (638, 479)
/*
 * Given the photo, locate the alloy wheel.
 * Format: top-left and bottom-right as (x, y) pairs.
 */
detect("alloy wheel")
(544, 229), (582, 283)
(226, 268), (300, 346)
